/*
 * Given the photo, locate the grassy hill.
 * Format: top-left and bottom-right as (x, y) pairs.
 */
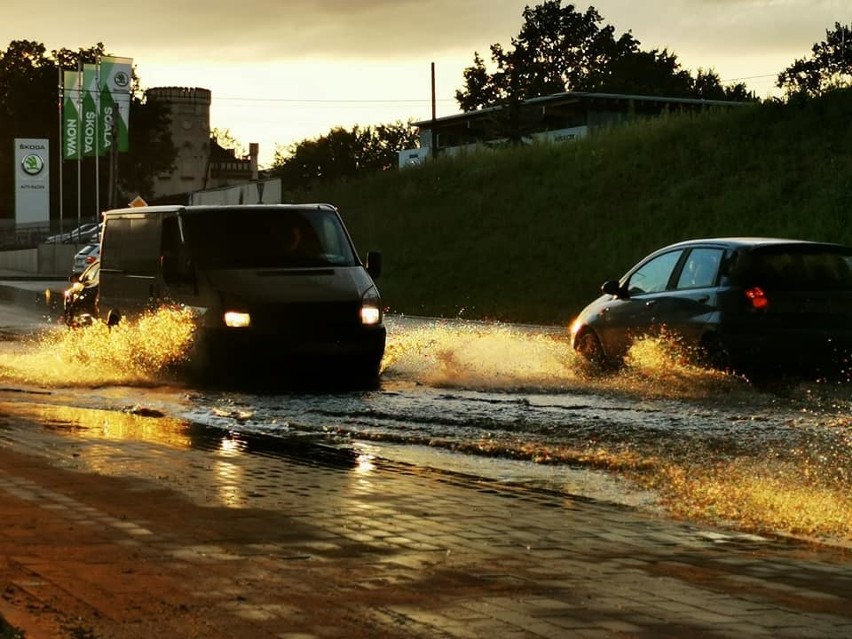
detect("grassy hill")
(300, 88), (852, 326)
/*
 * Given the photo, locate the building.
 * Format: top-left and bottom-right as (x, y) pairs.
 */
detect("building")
(145, 87), (257, 201)
(400, 92), (747, 167)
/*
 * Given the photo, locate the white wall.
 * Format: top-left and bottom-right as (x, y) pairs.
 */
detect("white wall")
(189, 178), (282, 205)
(0, 245), (77, 275)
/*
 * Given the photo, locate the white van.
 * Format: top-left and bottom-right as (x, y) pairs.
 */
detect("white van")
(98, 204), (385, 383)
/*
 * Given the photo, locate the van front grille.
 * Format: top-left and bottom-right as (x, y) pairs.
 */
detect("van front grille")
(254, 301), (363, 331)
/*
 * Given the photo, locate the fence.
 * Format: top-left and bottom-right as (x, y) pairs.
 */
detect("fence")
(0, 218), (99, 251)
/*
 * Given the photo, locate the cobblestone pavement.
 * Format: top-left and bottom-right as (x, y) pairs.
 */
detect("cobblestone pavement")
(0, 405), (849, 639)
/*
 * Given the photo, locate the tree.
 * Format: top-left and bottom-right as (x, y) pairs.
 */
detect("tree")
(270, 121), (419, 190)
(777, 22), (852, 96)
(118, 96), (176, 201)
(587, 47), (692, 96)
(0, 40), (175, 223)
(212, 127), (247, 158)
(455, 1), (751, 112)
(456, 53), (502, 112)
(455, 3), (629, 109)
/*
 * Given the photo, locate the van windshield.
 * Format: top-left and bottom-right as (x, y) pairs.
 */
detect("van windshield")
(180, 208), (359, 269)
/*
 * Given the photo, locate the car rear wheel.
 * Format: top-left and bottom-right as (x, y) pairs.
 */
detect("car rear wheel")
(697, 334), (732, 372)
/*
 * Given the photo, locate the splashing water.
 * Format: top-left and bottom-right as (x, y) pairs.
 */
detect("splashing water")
(382, 319), (745, 400)
(617, 334), (746, 399)
(0, 306), (197, 388)
(382, 319), (578, 391)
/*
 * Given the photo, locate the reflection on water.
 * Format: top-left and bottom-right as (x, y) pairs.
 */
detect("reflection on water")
(0, 401), (192, 448)
(0, 312), (850, 542)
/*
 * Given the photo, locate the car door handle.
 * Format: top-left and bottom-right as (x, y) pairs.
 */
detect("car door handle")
(696, 295), (709, 303)
(645, 300), (657, 307)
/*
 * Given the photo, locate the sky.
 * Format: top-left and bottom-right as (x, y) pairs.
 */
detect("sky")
(2, 0), (845, 167)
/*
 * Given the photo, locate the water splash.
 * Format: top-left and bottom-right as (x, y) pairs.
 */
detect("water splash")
(646, 458), (852, 541)
(383, 319), (745, 400)
(382, 319), (577, 391)
(0, 306), (196, 388)
(616, 334), (746, 400)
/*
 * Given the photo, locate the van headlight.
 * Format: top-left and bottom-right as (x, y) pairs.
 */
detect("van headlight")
(224, 311), (251, 328)
(360, 287), (382, 326)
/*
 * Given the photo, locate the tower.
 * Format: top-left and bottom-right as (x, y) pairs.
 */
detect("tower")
(145, 87), (212, 199)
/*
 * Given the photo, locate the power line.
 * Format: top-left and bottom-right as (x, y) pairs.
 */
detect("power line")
(209, 95), (457, 105)
(721, 73), (778, 83)
(196, 75), (784, 109)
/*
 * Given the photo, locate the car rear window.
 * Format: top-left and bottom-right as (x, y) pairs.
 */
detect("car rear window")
(739, 245), (852, 290)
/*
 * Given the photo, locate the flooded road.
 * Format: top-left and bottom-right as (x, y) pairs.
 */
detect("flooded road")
(0, 307), (850, 545)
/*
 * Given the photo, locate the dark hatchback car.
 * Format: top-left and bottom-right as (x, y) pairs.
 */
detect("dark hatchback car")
(62, 259), (99, 326)
(571, 238), (852, 375)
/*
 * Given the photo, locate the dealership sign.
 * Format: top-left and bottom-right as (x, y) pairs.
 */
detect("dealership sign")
(15, 138), (50, 225)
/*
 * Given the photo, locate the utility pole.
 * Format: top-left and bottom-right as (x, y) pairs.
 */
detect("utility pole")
(431, 62), (438, 160)
(108, 117), (118, 210)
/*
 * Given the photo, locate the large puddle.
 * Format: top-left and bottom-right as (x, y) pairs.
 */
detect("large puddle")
(0, 310), (850, 544)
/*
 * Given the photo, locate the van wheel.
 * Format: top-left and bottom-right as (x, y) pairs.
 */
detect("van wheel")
(107, 311), (121, 328)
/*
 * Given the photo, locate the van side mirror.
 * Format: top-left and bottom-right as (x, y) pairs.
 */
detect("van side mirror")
(365, 251), (382, 280)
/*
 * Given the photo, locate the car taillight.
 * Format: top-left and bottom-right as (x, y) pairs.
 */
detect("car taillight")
(86, 256), (96, 264)
(745, 286), (769, 310)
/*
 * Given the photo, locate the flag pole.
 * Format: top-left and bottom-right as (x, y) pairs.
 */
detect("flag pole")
(57, 66), (64, 236)
(95, 58), (101, 219)
(77, 59), (82, 230)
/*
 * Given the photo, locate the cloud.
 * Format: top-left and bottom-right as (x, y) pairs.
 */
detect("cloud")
(15, 0), (532, 62)
(595, 0), (842, 55)
(3, 0), (844, 97)
(5, 0), (843, 69)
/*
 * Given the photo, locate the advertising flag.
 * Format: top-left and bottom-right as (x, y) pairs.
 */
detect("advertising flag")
(81, 64), (99, 157)
(99, 56), (133, 153)
(62, 71), (82, 160)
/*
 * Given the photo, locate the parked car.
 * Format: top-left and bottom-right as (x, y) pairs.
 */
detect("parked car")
(71, 243), (100, 275)
(63, 260), (99, 326)
(571, 237), (852, 375)
(45, 222), (99, 244)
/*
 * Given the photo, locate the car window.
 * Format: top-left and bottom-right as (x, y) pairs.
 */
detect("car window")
(626, 250), (683, 295)
(675, 248), (724, 289)
(740, 246), (852, 290)
(101, 216), (160, 275)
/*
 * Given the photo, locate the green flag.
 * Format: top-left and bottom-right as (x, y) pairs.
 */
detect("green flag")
(62, 70), (82, 160)
(99, 56), (133, 153)
(81, 64), (99, 157)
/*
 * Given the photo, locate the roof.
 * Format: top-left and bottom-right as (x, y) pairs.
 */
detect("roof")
(413, 91), (748, 127)
(654, 237), (851, 253)
(102, 203), (338, 217)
